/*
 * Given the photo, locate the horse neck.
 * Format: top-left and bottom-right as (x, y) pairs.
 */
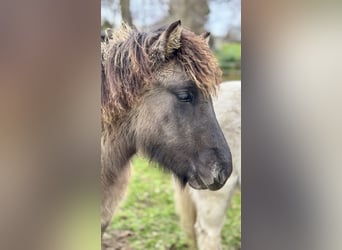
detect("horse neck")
(102, 119), (136, 174)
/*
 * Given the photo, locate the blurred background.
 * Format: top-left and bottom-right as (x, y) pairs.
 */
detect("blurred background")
(101, 0), (241, 249)
(101, 0), (241, 81)
(3, 1), (342, 250)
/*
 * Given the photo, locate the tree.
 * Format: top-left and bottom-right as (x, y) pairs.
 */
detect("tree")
(101, 0), (133, 28)
(168, 0), (209, 34)
(148, 0), (209, 34)
(120, 0), (133, 26)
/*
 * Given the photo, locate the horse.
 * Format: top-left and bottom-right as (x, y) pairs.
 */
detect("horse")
(174, 81), (241, 250)
(100, 20), (233, 241)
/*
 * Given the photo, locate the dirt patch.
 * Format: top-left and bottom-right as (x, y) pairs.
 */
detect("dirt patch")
(102, 229), (134, 250)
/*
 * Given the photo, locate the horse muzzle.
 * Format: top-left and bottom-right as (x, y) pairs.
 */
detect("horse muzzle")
(188, 162), (232, 191)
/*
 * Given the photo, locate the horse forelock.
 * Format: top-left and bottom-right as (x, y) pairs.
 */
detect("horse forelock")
(101, 23), (222, 124)
(176, 29), (222, 98)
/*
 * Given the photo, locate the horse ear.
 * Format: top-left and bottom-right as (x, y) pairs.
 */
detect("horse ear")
(200, 32), (211, 44)
(153, 20), (182, 60)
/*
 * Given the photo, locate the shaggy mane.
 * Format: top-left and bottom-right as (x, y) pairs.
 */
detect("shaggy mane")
(101, 23), (222, 124)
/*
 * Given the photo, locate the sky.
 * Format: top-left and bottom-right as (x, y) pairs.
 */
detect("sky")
(101, 0), (241, 37)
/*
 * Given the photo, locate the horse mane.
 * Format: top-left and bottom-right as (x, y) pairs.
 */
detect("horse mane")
(101, 22), (222, 124)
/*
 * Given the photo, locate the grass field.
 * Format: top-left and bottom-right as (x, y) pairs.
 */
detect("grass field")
(111, 157), (241, 250)
(214, 42), (241, 81)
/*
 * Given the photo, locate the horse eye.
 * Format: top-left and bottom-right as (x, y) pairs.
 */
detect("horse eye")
(177, 92), (193, 103)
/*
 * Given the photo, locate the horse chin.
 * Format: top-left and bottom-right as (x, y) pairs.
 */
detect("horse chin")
(206, 182), (225, 191)
(188, 178), (208, 190)
(188, 174), (226, 191)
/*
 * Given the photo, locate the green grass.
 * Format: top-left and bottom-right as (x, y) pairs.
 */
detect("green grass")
(214, 42), (241, 81)
(214, 43), (241, 62)
(111, 157), (241, 250)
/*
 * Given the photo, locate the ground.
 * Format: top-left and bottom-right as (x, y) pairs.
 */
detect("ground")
(103, 157), (241, 250)
(102, 229), (134, 250)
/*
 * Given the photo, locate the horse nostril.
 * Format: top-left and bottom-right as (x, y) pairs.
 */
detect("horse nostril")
(217, 168), (229, 184)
